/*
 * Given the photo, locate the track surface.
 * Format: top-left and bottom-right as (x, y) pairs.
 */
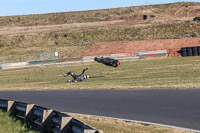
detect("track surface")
(1, 89), (200, 131)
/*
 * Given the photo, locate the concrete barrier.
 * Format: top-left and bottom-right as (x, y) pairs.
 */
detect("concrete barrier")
(111, 52), (139, 57)
(2, 62), (29, 70)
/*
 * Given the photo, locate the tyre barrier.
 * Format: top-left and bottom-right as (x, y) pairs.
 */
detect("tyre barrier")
(181, 48), (187, 57)
(0, 99), (103, 133)
(181, 46), (200, 57)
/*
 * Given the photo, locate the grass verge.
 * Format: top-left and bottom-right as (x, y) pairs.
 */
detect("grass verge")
(0, 57), (199, 133)
(0, 56), (200, 90)
(69, 113), (194, 133)
(0, 110), (38, 133)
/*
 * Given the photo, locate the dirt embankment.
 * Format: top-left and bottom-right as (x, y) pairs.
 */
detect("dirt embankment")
(0, 20), (125, 35)
(82, 38), (200, 57)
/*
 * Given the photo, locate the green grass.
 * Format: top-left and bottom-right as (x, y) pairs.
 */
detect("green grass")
(1, 57), (198, 133)
(0, 110), (38, 133)
(1, 56), (200, 91)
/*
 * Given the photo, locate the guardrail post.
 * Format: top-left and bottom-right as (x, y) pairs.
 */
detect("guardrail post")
(60, 116), (73, 133)
(41, 109), (53, 133)
(7, 101), (15, 114)
(84, 129), (97, 133)
(25, 104), (35, 125)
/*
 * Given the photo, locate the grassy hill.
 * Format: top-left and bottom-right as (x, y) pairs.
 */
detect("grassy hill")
(0, 2), (199, 26)
(0, 2), (200, 58)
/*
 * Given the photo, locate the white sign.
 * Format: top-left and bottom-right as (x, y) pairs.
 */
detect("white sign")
(55, 52), (59, 57)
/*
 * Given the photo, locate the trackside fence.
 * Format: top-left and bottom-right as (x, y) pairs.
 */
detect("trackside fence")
(0, 99), (103, 133)
(0, 52), (59, 64)
(0, 50), (168, 70)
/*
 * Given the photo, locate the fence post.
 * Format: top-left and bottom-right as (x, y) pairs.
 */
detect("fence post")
(25, 104), (35, 125)
(7, 101), (15, 114)
(21, 55), (24, 62)
(60, 116), (73, 133)
(41, 109), (53, 133)
(40, 53), (43, 61)
(2, 56), (5, 64)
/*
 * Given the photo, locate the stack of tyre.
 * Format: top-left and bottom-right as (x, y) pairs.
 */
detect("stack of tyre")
(181, 46), (200, 57)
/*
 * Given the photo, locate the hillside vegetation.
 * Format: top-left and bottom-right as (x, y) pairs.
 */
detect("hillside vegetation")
(0, 2), (200, 58)
(0, 2), (199, 26)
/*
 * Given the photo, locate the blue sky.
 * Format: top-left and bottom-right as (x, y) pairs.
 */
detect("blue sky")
(0, 0), (199, 16)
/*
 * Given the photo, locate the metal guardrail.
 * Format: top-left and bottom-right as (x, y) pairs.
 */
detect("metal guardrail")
(0, 50), (168, 70)
(0, 99), (103, 133)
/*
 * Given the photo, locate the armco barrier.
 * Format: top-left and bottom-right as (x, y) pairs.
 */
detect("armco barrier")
(138, 50), (168, 59)
(29, 60), (43, 65)
(83, 50), (167, 63)
(0, 50), (168, 70)
(29, 59), (56, 65)
(0, 99), (103, 133)
(29, 58), (83, 65)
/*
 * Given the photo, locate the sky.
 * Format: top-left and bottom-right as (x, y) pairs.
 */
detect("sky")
(0, 0), (200, 16)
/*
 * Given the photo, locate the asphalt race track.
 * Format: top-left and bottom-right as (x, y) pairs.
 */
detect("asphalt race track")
(0, 89), (200, 131)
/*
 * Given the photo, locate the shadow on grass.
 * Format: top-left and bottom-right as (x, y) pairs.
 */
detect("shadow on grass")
(90, 76), (104, 79)
(9, 113), (40, 133)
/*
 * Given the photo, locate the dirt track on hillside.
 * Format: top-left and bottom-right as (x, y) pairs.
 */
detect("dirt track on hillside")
(82, 38), (200, 57)
(0, 20), (125, 35)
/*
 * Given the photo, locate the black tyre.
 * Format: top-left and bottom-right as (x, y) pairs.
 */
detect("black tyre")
(181, 47), (187, 57)
(192, 47), (198, 56)
(181, 52), (187, 57)
(197, 46), (200, 56)
(186, 47), (193, 56)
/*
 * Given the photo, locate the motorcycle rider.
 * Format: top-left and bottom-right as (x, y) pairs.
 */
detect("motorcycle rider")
(62, 68), (89, 82)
